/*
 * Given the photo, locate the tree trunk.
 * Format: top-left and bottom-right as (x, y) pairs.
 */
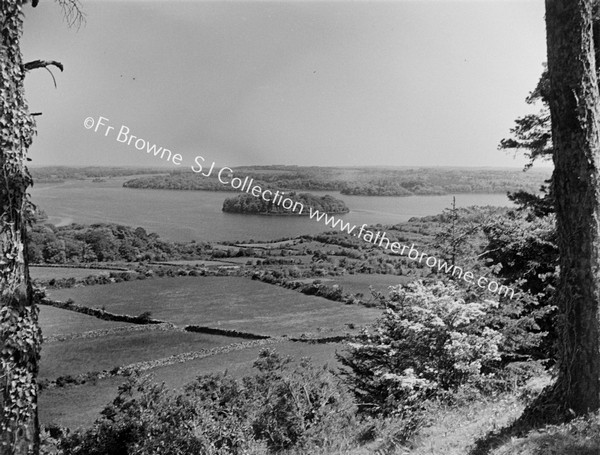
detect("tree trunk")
(0, 1), (41, 454)
(546, 0), (600, 415)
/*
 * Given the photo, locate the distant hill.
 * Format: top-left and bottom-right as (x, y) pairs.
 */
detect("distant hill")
(30, 166), (167, 183)
(122, 166), (551, 196)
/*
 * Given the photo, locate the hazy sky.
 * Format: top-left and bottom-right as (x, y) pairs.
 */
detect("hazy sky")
(22, 0), (548, 169)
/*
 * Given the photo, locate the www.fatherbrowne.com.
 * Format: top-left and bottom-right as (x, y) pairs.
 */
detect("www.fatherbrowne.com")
(306, 207), (514, 299)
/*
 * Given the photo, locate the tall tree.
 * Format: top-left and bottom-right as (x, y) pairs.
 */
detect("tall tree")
(0, 1), (41, 452)
(545, 0), (600, 415)
(0, 1), (81, 453)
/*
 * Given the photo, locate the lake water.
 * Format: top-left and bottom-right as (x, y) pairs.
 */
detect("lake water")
(29, 178), (514, 243)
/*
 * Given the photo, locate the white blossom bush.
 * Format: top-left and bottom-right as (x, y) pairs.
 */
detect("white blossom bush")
(339, 280), (503, 417)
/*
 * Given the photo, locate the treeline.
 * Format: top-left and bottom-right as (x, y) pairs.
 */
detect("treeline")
(27, 223), (206, 264)
(222, 192), (349, 215)
(30, 166), (166, 183)
(339, 169), (549, 196)
(251, 270), (365, 305)
(122, 166), (550, 196)
(124, 173), (243, 191)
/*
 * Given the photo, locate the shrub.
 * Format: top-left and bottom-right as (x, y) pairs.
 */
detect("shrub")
(339, 280), (503, 418)
(480, 212), (558, 359)
(244, 349), (356, 451)
(59, 378), (243, 455)
(58, 350), (358, 455)
(136, 311), (153, 323)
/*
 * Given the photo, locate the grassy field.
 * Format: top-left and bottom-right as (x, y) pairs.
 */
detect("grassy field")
(39, 376), (126, 429)
(48, 276), (381, 336)
(39, 329), (237, 380)
(30, 266), (116, 280)
(149, 340), (344, 389)
(153, 259), (235, 266)
(39, 340), (345, 429)
(39, 275), (385, 430)
(39, 305), (132, 338)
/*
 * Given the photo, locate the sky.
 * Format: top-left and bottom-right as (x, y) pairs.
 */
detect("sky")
(21, 0), (548, 169)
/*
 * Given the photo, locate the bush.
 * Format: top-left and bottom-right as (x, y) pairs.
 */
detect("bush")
(481, 212), (558, 359)
(339, 281), (503, 418)
(58, 350), (358, 455)
(59, 378), (241, 455)
(245, 350), (356, 451)
(136, 311), (153, 323)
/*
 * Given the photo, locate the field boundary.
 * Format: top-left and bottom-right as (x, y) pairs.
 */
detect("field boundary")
(30, 263), (132, 272)
(184, 325), (271, 339)
(40, 298), (164, 325)
(44, 323), (180, 343)
(289, 335), (348, 344)
(41, 337), (287, 390)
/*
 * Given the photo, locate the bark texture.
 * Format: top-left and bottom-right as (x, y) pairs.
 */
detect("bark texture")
(0, 1), (41, 454)
(546, 0), (600, 415)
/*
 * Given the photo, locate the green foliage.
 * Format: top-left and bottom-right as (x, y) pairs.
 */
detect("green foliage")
(432, 200), (483, 267)
(339, 281), (504, 418)
(499, 69), (552, 168)
(0, 0), (42, 449)
(27, 222), (207, 264)
(498, 68), (554, 216)
(481, 211), (558, 359)
(419, 204), (555, 363)
(243, 350), (356, 451)
(482, 212), (557, 298)
(0, 306), (42, 437)
(59, 378), (230, 455)
(57, 350), (357, 455)
(124, 172), (246, 191)
(341, 181), (417, 196)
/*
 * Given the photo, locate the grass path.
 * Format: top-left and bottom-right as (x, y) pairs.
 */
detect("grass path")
(403, 395), (524, 455)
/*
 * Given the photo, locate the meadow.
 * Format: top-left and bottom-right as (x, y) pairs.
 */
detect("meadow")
(39, 305), (131, 338)
(30, 266), (116, 280)
(47, 276), (381, 337)
(39, 376), (129, 429)
(39, 272), (382, 429)
(39, 339), (343, 429)
(39, 329), (237, 379)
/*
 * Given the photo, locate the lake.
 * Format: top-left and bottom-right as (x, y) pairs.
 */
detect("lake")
(29, 178), (514, 243)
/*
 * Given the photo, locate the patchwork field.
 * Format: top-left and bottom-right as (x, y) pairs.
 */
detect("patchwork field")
(149, 340), (345, 389)
(48, 276), (381, 336)
(40, 329), (237, 380)
(40, 275), (384, 429)
(39, 340), (343, 429)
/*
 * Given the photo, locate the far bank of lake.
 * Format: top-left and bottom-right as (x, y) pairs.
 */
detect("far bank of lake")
(30, 178), (514, 243)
